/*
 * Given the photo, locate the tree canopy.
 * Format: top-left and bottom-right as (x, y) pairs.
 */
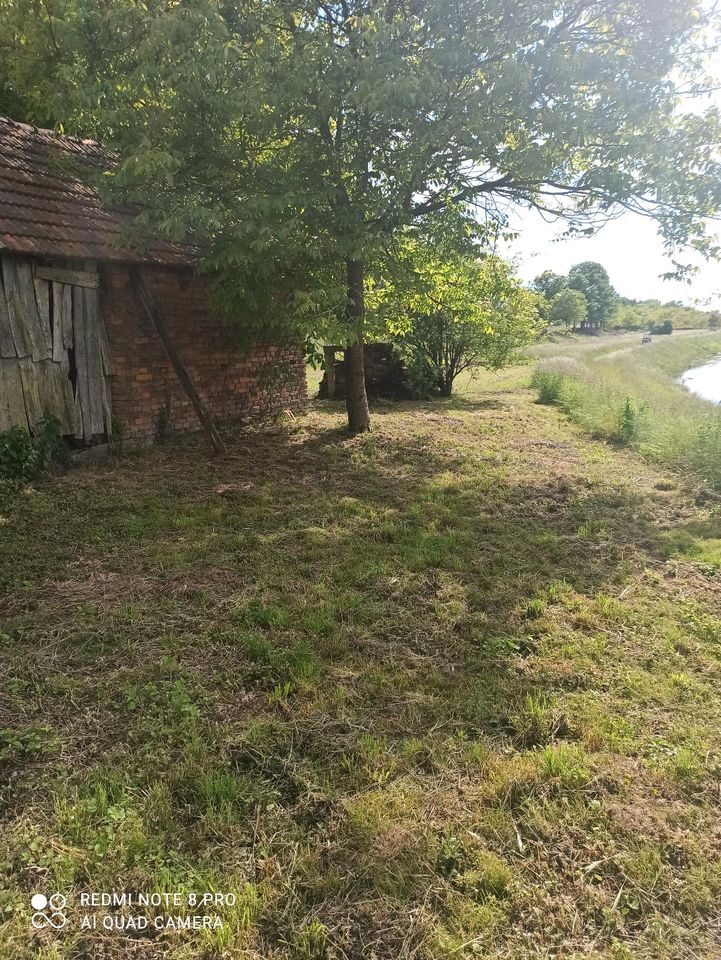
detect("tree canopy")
(372, 233), (541, 396)
(567, 262), (617, 329)
(532, 271), (568, 302)
(3, 0), (721, 430)
(548, 288), (588, 331)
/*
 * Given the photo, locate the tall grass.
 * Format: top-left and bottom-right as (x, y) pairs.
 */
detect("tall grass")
(530, 333), (721, 489)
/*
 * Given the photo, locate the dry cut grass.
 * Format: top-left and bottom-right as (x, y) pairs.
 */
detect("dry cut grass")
(1, 363), (721, 959)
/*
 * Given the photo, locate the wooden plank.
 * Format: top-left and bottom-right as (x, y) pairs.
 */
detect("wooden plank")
(73, 389), (83, 439)
(36, 360), (75, 435)
(98, 306), (114, 437)
(0, 358), (30, 431)
(0, 361), (12, 431)
(34, 278), (50, 338)
(100, 371), (113, 437)
(19, 259), (51, 361)
(60, 283), (73, 350)
(34, 265), (99, 289)
(59, 355), (76, 435)
(0, 276), (16, 358)
(50, 282), (76, 434)
(51, 282), (64, 361)
(83, 285), (105, 436)
(34, 360), (54, 430)
(2, 256), (33, 358)
(72, 283), (90, 440)
(17, 357), (44, 429)
(98, 307), (115, 375)
(2, 257), (52, 361)
(130, 267), (226, 455)
(33, 360), (75, 434)
(21, 262), (52, 361)
(55, 362), (75, 435)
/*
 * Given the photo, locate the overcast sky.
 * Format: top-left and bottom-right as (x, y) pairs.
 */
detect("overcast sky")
(502, 209), (721, 309)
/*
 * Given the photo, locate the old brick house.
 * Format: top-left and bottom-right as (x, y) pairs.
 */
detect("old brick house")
(0, 117), (306, 447)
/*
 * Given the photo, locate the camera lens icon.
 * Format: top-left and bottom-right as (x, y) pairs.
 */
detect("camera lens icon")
(31, 893), (67, 929)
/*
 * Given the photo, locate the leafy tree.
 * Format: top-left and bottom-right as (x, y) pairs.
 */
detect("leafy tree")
(549, 288), (588, 332)
(4, 1), (721, 431)
(374, 236), (540, 397)
(568, 262), (617, 330)
(649, 318), (674, 335)
(708, 311), (721, 330)
(0, 77), (31, 121)
(532, 271), (568, 302)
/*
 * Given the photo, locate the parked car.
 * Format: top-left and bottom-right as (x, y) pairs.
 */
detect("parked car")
(641, 333), (652, 344)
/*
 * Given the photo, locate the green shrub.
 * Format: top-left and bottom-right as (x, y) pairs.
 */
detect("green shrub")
(650, 319), (673, 335)
(530, 358), (585, 406)
(692, 417), (721, 489)
(0, 426), (40, 481)
(403, 349), (442, 400)
(532, 371), (565, 405)
(616, 397), (648, 445)
(0, 416), (66, 483)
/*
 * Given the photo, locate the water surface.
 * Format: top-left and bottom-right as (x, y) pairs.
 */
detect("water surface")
(679, 355), (721, 404)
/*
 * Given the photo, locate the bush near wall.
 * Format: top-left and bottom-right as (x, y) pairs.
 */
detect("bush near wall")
(0, 417), (66, 483)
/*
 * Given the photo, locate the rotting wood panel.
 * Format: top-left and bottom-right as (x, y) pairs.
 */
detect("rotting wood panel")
(0, 359), (29, 432)
(51, 282), (65, 361)
(83, 281), (105, 437)
(11, 259), (51, 361)
(33, 265), (100, 289)
(2, 257), (34, 359)
(0, 279), (15, 358)
(0, 253), (111, 440)
(72, 282), (88, 438)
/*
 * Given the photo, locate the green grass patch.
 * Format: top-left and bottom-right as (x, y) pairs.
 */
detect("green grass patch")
(531, 331), (721, 487)
(1, 373), (720, 958)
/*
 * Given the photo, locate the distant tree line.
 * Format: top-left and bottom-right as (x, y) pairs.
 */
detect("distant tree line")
(609, 300), (718, 332)
(532, 262), (617, 332)
(533, 263), (718, 334)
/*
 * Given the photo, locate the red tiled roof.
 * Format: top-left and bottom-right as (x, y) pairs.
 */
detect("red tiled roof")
(0, 117), (195, 266)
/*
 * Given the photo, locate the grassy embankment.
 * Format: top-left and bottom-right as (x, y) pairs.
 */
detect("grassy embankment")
(1, 361), (721, 959)
(530, 330), (721, 490)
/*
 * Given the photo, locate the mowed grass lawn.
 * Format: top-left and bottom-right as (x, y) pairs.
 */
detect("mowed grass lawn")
(2, 359), (721, 959)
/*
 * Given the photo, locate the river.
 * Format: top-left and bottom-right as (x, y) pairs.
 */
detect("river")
(679, 355), (721, 404)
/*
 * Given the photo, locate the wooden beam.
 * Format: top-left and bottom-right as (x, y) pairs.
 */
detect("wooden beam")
(33, 265), (99, 289)
(129, 267), (226, 456)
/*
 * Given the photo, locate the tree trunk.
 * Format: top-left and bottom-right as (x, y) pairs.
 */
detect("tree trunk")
(323, 345), (337, 400)
(345, 258), (371, 433)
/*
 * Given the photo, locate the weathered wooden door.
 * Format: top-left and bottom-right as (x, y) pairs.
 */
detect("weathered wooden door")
(0, 255), (113, 442)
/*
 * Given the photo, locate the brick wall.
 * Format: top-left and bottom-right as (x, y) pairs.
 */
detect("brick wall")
(100, 264), (307, 444)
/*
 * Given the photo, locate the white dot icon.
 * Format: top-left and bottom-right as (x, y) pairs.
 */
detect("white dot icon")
(31, 894), (47, 911)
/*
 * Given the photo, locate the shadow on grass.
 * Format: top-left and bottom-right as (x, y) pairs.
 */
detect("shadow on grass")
(0, 406), (693, 958)
(317, 394), (509, 417)
(1, 417), (663, 731)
